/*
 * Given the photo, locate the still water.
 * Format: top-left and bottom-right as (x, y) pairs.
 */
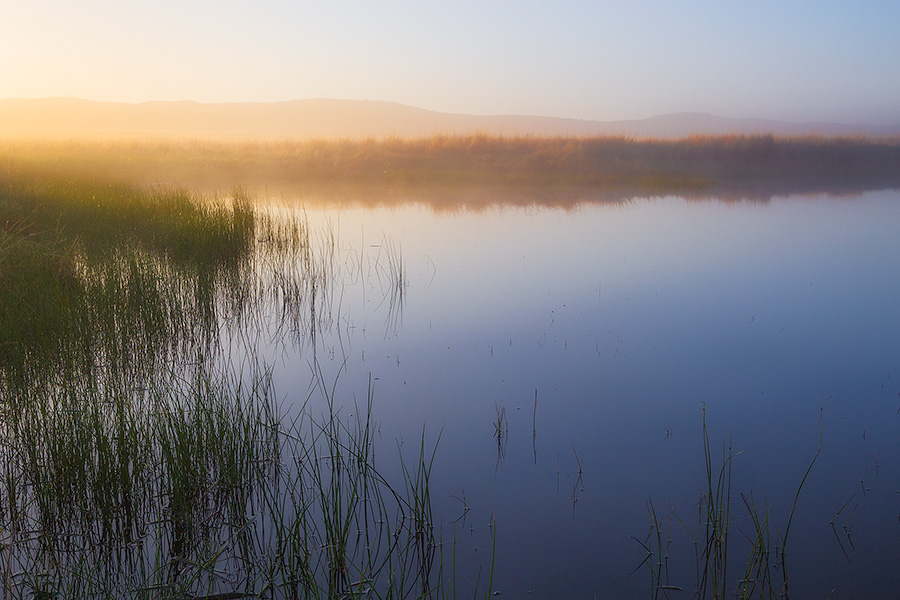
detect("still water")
(262, 190), (900, 598)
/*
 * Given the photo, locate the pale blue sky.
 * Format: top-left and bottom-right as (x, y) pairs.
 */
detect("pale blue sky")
(3, 0), (899, 123)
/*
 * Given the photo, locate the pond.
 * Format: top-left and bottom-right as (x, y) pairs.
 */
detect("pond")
(260, 189), (900, 598)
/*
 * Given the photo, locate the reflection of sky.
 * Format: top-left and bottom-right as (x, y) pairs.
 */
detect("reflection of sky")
(265, 192), (900, 598)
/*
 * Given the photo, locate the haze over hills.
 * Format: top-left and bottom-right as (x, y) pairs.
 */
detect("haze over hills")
(1, 97), (899, 139)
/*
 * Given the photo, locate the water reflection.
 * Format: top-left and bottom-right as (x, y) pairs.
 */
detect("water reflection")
(276, 189), (900, 599)
(251, 178), (900, 214)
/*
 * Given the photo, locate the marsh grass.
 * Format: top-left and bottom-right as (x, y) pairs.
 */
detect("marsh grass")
(5, 135), (900, 208)
(0, 360), (279, 599)
(253, 207), (339, 349)
(1, 174), (254, 262)
(370, 237), (406, 338)
(492, 403), (507, 469)
(635, 406), (821, 600)
(0, 170), (345, 381)
(0, 174), (257, 378)
(0, 176), (441, 599)
(1, 358), (441, 599)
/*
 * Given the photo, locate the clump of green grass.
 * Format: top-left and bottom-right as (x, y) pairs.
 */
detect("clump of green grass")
(1, 175), (253, 259)
(0, 171), (256, 372)
(0, 232), (85, 368)
(634, 406), (821, 600)
(0, 171), (334, 382)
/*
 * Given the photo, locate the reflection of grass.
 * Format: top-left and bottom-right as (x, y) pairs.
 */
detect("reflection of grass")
(6, 135), (900, 199)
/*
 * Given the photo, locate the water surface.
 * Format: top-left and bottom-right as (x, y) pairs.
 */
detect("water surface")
(262, 190), (900, 598)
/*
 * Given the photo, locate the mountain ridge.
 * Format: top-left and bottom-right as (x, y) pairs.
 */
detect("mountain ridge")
(1, 97), (898, 139)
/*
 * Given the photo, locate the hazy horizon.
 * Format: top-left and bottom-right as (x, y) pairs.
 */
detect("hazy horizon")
(3, 2), (900, 126)
(5, 95), (900, 126)
(4, 97), (900, 140)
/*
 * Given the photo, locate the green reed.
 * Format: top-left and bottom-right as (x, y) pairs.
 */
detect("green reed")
(0, 175), (439, 599)
(635, 406), (820, 600)
(0, 176), (255, 379)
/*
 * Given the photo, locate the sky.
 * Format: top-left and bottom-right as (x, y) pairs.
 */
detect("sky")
(3, 0), (900, 124)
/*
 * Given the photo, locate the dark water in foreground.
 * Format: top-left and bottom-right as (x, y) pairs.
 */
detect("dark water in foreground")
(261, 190), (900, 598)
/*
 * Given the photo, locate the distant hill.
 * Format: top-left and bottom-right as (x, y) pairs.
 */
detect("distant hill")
(1, 97), (898, 139)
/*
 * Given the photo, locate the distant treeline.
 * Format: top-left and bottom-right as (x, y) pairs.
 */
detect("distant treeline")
(5, 134), (900, 201)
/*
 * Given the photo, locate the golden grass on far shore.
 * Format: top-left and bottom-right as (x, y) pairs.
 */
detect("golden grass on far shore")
(3, 133), (900, 205)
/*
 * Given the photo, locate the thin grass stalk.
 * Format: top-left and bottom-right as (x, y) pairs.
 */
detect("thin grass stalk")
(778, 421), (823, 599)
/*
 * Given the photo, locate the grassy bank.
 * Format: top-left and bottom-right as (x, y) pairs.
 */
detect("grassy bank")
(5, 134), (900, 203)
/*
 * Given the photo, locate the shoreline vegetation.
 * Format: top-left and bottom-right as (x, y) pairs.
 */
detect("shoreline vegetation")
(4, 134), (900, 207)
(0, 177), (449, 599)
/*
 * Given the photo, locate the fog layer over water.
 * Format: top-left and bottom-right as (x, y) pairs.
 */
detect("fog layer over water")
(265, 191), (900, 599)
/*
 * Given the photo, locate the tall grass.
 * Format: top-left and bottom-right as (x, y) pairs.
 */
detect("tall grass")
(634, 406), (821, 600)
(260, 372), (440, 600)
(0, 170), (344, 379)
(0, 175), (438, 599)
(0, 359), (277, 598)
(0, 357), (441, 599)
(0, 174), (255, 376)
(0, 174), (254, 261)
